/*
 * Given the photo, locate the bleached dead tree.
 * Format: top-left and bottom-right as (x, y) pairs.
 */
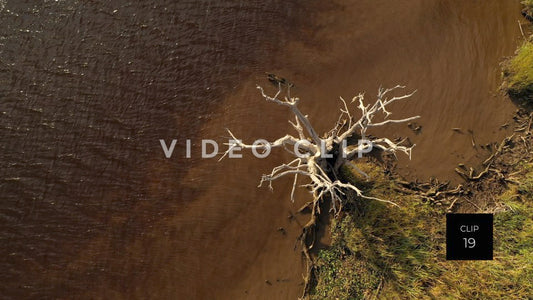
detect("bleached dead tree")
(221, 84), (418, 212)
(220, 82), (419, 298)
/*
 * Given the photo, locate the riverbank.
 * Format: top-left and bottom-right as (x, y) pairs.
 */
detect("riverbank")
(309, 5), (533, 299)
(523, 0), (533, 21)
(505, 1), (533, 100)
(311, 109), (533, 299)
(503, 41), (533, 99)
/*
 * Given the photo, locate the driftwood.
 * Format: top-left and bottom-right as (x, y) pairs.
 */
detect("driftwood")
(395, 178), (466, 204)
(467, 129), (476, 148)
(220, 82), (419, 299)
(447, 109), (533, 212)
(454, 134), (516, 182)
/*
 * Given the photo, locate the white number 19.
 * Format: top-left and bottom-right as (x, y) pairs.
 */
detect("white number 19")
(463, 237), (476, 248)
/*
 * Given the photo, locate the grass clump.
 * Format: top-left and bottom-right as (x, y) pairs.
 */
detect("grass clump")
(311, 162), (533, 299)
(503, 42), (533, 98)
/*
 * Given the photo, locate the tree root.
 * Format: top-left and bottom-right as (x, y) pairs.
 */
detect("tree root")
(483, 134), (515, 166)
(298, 199), (320, 299)
(395, 178), (466, 204)
(452, 133), (517, 182)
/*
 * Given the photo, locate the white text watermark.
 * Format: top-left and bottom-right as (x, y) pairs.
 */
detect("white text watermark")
(159, 139), (373, 159)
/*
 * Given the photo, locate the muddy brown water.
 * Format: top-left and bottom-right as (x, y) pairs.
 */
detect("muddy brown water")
(0, 0), (523, 299)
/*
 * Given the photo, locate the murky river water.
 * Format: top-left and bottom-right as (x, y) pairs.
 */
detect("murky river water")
(0, 0), (523, 299)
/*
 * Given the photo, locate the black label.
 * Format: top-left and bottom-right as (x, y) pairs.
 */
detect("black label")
(446, 213), (493, 260)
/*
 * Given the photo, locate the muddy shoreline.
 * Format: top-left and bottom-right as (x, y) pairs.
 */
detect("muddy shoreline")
(307, 6), (533, 298)
(307, 105), (533, 298)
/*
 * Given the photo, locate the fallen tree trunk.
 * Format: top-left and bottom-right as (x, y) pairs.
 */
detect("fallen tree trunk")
(220, 81), (419, 298)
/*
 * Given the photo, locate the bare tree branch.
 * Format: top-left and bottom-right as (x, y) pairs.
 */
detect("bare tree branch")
(222, 83), (419, 212)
